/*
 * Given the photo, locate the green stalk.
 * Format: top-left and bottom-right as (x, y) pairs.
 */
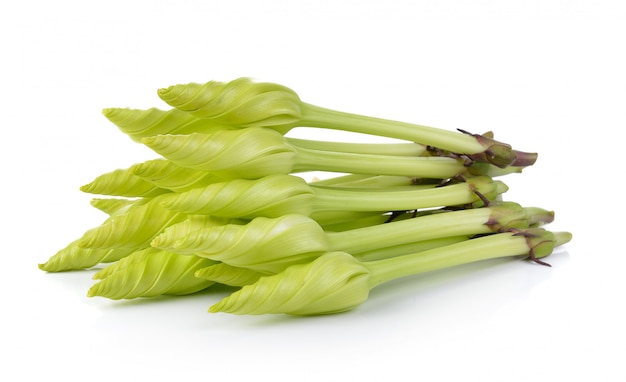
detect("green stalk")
(141, 129), (467, 180)
(352, 236), (471, 262)
(159, 174), (506, 220)
(191, 237), (468, 288)
(292, 145), (465, 179)
(286, 137), (428, 157)
(208, 229), (572, 315)
(153, 202), (539, 274)
(525, 207), (556, 226)
(300, 103), (486, 157)
(366, 229), (569, 288)
(325, 203), (529, 254)
(309, 174), (417, 189)
(308, 173), (374, 186)
(313, 210), (394, 228)
(310, 177), (504, 212)
(299, 105), (536, 169)
(319, 212), (400, 232)
(157, 78), (535, 168)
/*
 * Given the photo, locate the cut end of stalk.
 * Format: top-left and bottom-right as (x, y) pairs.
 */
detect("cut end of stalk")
(485, 144), (518, 169)
(511, 150), (539, 167)
(554, 231), (573, 247)
(511, 228), (559, 267)
(525, 208), (555, 226)
(485, 202), (528, 231)
(457, 129), (518, 168)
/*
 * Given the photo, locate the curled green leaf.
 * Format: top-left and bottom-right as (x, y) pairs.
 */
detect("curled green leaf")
(90, 198), (138, 216)
(157, 78), (301, 134)
(160, 174), (315, 219)
(154, 214), (328, 273)
(80, 167), (170, 197)
(79, 194), (187, 249)
(195, 263), (264, 287)
(39, 199), (153, 272)
(88, 248), (216, 300)
(38, 239), (138, 272)
(102, 107), (233, 142)
(141, 129), (298, 180)
(151, 214), (245, 254)
(129, 158), (225, 192)
(210, 251), (370, 315)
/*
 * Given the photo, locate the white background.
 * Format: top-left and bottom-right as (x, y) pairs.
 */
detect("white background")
(2, 1), (625, 381)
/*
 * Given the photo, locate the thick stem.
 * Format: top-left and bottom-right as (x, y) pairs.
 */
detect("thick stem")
(309, 173), (377, 186)
(300, 103), (487, 156)
(287, 137), (428, 157)
(330, 203), (548, 256)
(313, 210), (391, 228)
(353, 236), (470, 262)
(312, 175), (419, 189)
(312, 177), (504, 212)
(525, 207), (555, 226)
(554, 232), (573, 247)
(293, 146), (466, 178)
(319, 213), (397, 232)
(325, 205), (511, 254)
(511, 150), (539, 167)
(160, 175), (506, 222)
(300, 102), (530, 168)
(366, 230), (556, 288)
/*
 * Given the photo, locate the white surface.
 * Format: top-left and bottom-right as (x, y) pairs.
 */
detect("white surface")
(2, 1), (625, 381)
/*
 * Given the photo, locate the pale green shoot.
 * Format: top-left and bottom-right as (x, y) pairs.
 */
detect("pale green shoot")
(209, 229), (572, 315)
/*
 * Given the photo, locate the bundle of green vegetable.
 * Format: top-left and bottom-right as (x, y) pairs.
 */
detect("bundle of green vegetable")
(39, 77), (571, 316)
